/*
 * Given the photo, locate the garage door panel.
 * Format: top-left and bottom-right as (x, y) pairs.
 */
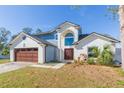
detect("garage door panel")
(15, 48), (38, 62)
(33, 59), (38, 62)
(32, 51), (38, 53)
(33, 54), (37, 56)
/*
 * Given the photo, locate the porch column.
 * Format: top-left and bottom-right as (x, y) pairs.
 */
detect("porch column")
(10, 48), (14, 62)
(58, 32), (62, 61)
(38, 45), (45, 64)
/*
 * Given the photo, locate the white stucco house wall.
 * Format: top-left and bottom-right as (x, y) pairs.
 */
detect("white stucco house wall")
(9, 21), (120, 64)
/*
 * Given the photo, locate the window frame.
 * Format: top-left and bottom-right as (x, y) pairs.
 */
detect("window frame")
(64, 33), (74, 46)
(88, 46), (99, 57)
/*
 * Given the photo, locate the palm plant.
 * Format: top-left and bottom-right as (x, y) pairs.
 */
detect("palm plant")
(88, 46), (100, 58)
(100, 45), (114, 65)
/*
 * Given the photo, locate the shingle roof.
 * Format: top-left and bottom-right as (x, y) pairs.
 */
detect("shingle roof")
(79, 34), (90, 40)
(30, 35), (57, 47)
(34, 21), (80, 35)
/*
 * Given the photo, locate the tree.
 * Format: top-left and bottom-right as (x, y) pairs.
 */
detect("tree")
(0, 27), (11, 55)
(106, 6), (119, 20)
(119, 6), (124, 69)
(0, 27), (11, 49)
(1, 46), (9, 55)
(22, 27), (32, 34)
(35, 28), (42, 34)
(11, 34), (17, 40)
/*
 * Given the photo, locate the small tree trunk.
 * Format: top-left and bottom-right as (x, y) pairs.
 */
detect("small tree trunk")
(119, 5), (124, 69)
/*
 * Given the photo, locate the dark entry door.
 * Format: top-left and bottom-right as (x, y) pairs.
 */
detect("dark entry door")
(64, 48), (73, 60)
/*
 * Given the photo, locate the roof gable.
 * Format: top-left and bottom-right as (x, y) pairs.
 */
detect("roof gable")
(9, 32), (57, 47)
(34, 21), (80, 35)
(74, 32), (120, 45)
(92, 32), (120, 42)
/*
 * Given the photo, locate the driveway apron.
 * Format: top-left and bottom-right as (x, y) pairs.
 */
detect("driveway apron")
(0, 62), (32, 74)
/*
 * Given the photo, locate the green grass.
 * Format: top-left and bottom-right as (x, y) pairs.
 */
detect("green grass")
(0, 59), (10, 64)
(116, 80), (124, 85)
(114, 68), (124, 87)
(0, 64), (124, 88)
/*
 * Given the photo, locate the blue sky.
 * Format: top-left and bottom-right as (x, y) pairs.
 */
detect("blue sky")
(0, 5), (120, 39)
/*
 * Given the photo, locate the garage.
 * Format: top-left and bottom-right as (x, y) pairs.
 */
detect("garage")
(9, 32), (57, 64)
(15, 48), (38, 62)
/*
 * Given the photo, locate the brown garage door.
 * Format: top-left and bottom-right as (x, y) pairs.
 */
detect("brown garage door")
(15, 48), (38, 62)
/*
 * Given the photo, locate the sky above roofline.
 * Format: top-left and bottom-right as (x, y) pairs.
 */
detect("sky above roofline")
(0, 5), (120, 41)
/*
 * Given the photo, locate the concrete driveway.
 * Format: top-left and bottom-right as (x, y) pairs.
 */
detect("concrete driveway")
(0, 62), (33, 74)
(0, 62), (66, 74)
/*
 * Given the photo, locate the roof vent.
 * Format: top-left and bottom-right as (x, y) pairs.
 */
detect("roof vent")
(22, 35), (26, 40)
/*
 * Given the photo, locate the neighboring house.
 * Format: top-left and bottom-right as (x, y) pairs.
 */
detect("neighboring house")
(0, 55), (9, 59)
(9, 21), (120, 64)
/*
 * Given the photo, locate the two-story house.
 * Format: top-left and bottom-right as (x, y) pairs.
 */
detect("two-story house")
(9, 21), (119, 64)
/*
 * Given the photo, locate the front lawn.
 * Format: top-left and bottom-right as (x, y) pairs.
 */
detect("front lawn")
(0, 64), (124, 88)
(0, 59), (10, 64)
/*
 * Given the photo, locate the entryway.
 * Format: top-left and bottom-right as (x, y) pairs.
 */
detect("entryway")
(64, 48), (74, 60)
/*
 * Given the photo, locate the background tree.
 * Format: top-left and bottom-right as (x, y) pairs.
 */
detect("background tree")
(1, 46), (9, 55)
(119, 6), (124, 69)
(0, 27), (11, 45)
(35, 28), (42, 34)
(0, 27), (11, 55)
(109, 6), (124, 69)
(22, 27), (32, 34)
(11, 34), (17, 40)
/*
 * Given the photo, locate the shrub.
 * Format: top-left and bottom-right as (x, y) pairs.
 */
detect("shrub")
(98, 45), (114, 65)
(74, 59), (78, 64)
(97, 56), (104, 65)
(74, 57), (84, 65)
(87, 58), (95, 65)
(79, 60), (84, 65)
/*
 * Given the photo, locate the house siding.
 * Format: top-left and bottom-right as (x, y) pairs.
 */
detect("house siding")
(74, 35), (116, 60)
(46, 40), (58, 46)
(9, 22), (118, 64)
(57, 26), (79, 61)
(10, 33), (45, 64)
(38, 32), (58, 46)
(115, 48), (121, 63)
(45, 45), (57, 62)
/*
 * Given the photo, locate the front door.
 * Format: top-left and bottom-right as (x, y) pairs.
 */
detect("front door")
(64, 48), (73, 60)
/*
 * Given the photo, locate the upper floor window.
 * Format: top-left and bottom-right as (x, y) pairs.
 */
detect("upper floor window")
(55, 34), (58, 40)
(65, 33), (74, 46)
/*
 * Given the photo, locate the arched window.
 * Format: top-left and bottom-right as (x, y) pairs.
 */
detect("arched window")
(64, 33), (74, 46)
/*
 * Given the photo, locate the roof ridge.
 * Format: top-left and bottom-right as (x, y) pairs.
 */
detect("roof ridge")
(34, 21), (80, 35)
